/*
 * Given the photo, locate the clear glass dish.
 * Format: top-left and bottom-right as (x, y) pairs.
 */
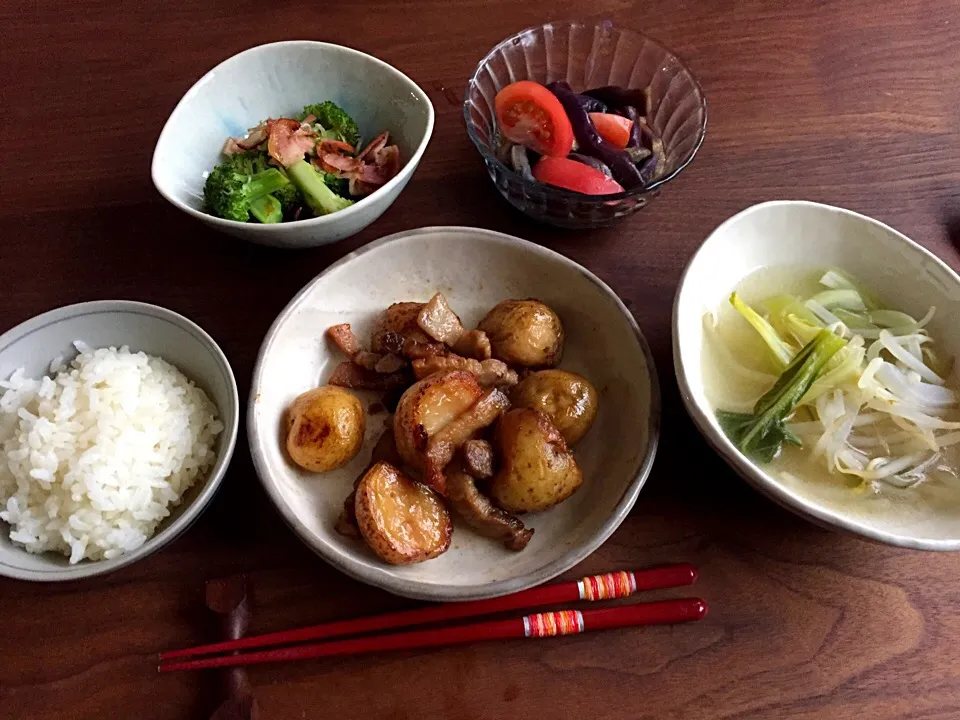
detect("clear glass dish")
(464, 20), (707, 229)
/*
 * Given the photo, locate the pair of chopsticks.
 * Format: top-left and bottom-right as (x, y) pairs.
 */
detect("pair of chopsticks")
(158, 564), (705, 672)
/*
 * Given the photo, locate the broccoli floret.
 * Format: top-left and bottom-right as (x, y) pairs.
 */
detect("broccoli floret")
(298, 101), (360, 147)
(271, 180), (303, 217)
(322, 172), (349, 197)
(203, 158), (291, 222)
(286, 160), (355, 216)
(222, 149), (269, 175)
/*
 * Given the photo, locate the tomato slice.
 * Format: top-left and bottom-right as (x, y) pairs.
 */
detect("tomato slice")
(588, 113), (634, 150)
(495, 81), (574, 158)
(532, 156), (625, 195)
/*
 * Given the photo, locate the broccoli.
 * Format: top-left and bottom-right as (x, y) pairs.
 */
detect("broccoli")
(221, 149), (269, 175)
(298, 101), (360, 147)
(272, 180), (303, 218)
(203, 151), (291, 222)
(286, 160), (355, 216)
(322, 172), (349, 197)
(249, 194), (283, 224)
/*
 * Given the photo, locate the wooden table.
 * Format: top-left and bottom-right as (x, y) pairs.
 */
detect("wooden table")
(2, 0), (959, 717)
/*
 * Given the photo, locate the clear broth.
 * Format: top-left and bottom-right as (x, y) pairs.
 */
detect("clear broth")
(702, 265), (960, 526)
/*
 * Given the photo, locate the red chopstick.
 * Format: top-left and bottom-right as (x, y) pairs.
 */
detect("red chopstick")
(159, 597), (707, 672)
(160, 564), (696, 663)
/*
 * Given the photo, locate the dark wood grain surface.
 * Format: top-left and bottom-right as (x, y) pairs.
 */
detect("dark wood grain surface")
(2, 0), (959, 718)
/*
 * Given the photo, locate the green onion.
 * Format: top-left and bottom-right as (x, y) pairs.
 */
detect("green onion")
(717, 330), (847, 462)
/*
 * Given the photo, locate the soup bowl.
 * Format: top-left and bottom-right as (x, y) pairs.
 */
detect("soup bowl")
(674, 200), (960, 550)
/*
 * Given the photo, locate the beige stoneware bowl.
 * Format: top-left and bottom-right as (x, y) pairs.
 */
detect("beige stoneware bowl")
(249, 226), (659, 600)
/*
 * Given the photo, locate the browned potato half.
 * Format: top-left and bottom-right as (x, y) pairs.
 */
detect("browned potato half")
(335, 427), (404, 538)
(509, 369), (599, 445)
(354, 461), (452, 564)
(478, 300), (564, 368)
(490, 408), (583, 513)
(286, 386), (365, 472)
(371, 302), (446, 359)
(393, 370), (483, 475)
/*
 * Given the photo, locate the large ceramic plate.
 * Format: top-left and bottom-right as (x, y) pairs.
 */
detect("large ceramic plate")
(250, 227), (659, 600)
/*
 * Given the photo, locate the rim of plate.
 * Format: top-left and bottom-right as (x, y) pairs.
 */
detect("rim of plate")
(150, 40), (436, 234)
(249, 226), (661, 600)
(0, 300), (240, 581)
(672, 199), (960, 551)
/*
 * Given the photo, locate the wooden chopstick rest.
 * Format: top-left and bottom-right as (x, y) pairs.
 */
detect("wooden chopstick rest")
(206, 576), (260, 720)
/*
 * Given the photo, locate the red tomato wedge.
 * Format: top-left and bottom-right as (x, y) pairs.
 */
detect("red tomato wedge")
(588, 113), (634, 150)
(533, 156), (625, 195)
(495, 81), (574, 158)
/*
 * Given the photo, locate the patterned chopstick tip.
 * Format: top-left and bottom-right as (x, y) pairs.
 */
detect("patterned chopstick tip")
(523, 610), (584, 638)
(578, 571), (636, 601)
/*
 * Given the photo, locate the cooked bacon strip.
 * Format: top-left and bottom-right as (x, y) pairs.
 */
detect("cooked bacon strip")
(322, 152), (361, 173)
(222, 137), (245, 155)
(348, 177), (378, 197)
(461, 439), (495, 479)
(446, 464), (533, 551)
(422, 389), (510, 494)
(320, 138), (356, 155)
(412, 355), (518, 388)
(328, 361), (409, 391)
(319, 137), (361, 173)
(238, 130), (267, 150)
(267, 118), (317, 167)
(356, 163), (391, 185)
(373, 144), (401, 179)
(357, 131), (390, 162)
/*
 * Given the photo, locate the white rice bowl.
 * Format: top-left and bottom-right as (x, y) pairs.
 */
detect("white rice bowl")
(0, 342), (223, 564)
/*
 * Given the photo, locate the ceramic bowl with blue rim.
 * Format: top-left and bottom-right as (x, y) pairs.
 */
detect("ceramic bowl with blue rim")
(151, 41), (435, 248)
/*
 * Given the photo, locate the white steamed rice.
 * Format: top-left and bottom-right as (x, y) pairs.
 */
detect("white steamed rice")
(0, 342), (223, 564)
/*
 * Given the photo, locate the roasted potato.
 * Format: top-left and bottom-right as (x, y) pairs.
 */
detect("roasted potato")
(393, 370), (483, 476)
(490, 408), (583, 513)
(286, 386), (365, 472)
(509, 369), (598, 445)
(354, 461), (452, 564)
(371, 302), (446, 359)
(335, 427), (404, 538)
(477, 300), (564, 368)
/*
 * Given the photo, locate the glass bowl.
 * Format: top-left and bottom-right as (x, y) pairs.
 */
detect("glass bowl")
(464, 20), (707, 229)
